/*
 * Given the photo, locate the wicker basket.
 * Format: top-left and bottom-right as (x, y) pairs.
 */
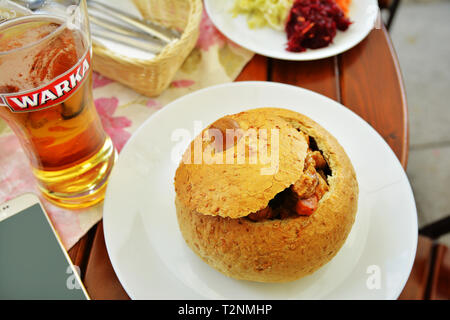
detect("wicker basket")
(92, 0), (203, 97)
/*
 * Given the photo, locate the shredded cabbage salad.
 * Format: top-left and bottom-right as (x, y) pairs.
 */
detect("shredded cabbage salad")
(231, 0), (294, 30)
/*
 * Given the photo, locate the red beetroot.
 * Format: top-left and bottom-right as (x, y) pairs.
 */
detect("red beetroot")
(285, 0), (351, 52)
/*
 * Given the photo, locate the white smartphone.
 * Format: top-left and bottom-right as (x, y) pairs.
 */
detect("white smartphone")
(0, 193), (89, 300)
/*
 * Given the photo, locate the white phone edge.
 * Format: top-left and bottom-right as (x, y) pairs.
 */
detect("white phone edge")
(0, 193), (91, 300)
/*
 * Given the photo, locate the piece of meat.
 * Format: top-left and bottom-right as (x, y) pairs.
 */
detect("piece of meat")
(247, 206), (275, 222)
(291, 164), (318, 199)
(317, 169), (327, 181)
(315, 171), (329, 199)
(306, 151), (327, 169)
(291, 150), (329, 217)
(295, 196), (318, 216)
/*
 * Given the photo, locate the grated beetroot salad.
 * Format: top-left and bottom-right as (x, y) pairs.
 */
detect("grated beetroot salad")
(285, 0), (351, 52)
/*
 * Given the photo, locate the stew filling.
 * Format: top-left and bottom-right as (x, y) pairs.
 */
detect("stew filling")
(247, 134), (330, 222)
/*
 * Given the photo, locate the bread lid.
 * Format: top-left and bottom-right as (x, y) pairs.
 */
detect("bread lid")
(174, 108), (309, 219)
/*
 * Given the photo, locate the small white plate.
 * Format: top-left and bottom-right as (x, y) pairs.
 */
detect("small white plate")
(204, 0), (379, 60)
(103, 82), (417, 299)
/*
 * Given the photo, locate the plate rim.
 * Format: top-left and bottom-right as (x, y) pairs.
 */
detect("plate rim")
(103, 81), (418, 300)
(203, 0), (379, 61)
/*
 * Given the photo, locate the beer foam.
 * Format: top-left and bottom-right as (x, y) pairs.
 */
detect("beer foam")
(0, 19), (85, 92)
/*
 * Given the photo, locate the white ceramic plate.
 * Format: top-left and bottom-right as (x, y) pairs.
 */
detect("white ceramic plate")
(204, 0), (379, 61)
(103, 82), (417, 299)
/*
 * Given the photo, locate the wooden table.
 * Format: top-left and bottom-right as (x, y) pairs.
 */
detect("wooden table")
(69, 26), (412, 300)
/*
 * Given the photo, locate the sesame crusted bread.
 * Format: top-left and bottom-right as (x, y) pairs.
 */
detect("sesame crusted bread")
(174, 108), (358, 282)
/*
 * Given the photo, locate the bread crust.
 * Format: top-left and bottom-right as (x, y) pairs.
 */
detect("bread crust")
(174, 109), (309, 219)
(175, 108), (358, 282)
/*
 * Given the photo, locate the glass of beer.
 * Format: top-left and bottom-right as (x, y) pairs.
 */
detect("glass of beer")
(0, 0), (116, 209)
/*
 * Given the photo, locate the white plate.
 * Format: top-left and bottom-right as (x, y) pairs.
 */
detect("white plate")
(204, 0), (379, 60)
(103, 82), (417, 299)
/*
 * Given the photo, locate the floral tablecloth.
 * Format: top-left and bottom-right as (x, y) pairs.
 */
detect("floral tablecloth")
(0, 10), (254, 249)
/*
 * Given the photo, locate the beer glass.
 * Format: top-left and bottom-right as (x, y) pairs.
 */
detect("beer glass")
(0, 0), (116, 209)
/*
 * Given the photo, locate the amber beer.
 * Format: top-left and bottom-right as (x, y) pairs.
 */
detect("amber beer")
(0, 12), (116, 209)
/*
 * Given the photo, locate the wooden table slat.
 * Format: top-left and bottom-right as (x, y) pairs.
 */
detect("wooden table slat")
(83, 221), (130, 300)
(271, 57), (339, 101)
(68, 225), (97, 279)
(235, 55), (268, 82)
(398, 236), (433, 300)
(339, 27), (408, 167)
(430, 244), (450, 300)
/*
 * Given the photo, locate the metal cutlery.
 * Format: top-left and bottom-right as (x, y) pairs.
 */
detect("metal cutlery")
(8, 0), (181, 54)
(87, 0), (180, 44)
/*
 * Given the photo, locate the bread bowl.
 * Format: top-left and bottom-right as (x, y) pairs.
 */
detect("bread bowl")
(174, 108), (358, 283)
